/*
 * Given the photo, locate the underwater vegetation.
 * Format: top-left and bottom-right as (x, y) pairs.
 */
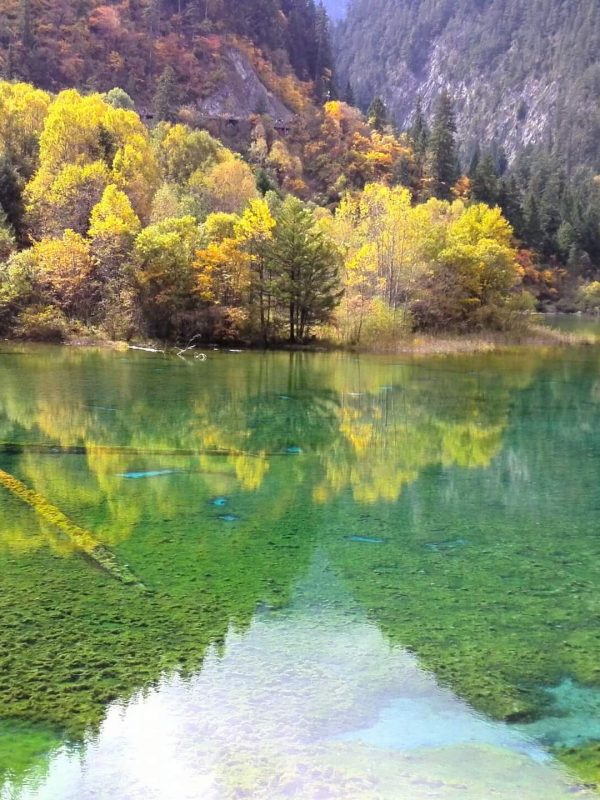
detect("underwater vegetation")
(0, 346), (599, 792)
(0, 467), (143, 587)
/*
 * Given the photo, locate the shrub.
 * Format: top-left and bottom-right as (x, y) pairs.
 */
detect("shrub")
(15, 305), (68, 341)
(577, 281), (600, 313)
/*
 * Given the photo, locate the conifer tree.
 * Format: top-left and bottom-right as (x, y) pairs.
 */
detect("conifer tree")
(524, 193), (543, 250)
(282, 0), (318, 81)
(314, 2), (335, 100)
(472, 154), (500, 206)
(409, 97), (429, 157)
(498, 175), (524, 238)
(0, 205), (16, 260)
(153, 66), (178, 122)
(368, 96), (388, 132)
(343, 80), (355, 106)
(269, 197), (342, 342)
(0, 153), (24, 241)
(425, 91), (458, 201)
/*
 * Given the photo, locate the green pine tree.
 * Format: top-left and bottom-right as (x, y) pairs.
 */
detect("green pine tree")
(0, 153), (24, 242)
(269, 197), (342, 342)
(314, 3), (335, 100)
(153, 66), (179, 122)
(424, 91), (458, 201)
(409, 97), (429, 156)
(523, 193), (543, 250)
(343, 80), (355, 106)
(367, 96), (388, 132)
(0, 204), (16, 261)
(472, 154), (500, 206)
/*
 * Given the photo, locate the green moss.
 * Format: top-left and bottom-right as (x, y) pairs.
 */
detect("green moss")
(0, 345), (599, 791)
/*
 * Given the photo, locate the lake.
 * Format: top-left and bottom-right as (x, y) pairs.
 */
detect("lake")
(0, 343), (599, 799)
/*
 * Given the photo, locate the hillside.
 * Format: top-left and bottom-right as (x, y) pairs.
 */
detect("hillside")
(337, 0), (600, 170)
(0, 0), (335, 117)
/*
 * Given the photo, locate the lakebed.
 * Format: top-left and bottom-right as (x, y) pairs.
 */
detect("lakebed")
(0, 340), (599, 798)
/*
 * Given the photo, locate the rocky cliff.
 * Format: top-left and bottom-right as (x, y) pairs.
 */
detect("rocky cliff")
(336, 0), (600, 169)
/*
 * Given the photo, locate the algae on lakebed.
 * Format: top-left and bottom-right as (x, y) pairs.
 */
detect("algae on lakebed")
(0, 344), (599, 795)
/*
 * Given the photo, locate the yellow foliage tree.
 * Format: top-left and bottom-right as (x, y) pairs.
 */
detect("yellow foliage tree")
(0, 82), (51, 178)
(27, 161), (110, 238)
(30, 231), (96, 321)
(192, 156), (258, 215)
(89, 185), (141, 242)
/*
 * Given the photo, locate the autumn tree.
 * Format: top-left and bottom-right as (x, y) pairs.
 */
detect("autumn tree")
(133, 215), (200, 337)
(88, 184), (141, 334)
(235, 198), (276, 341)
(191, 156), (258, 215)
(331, 184), (429, 342)
(29, 231), (97, 322)
(413, 201), (526, 330)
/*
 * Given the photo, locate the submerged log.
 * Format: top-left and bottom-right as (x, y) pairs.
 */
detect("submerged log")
(0, 468), (145, 589)
(0, 442), (300, 458)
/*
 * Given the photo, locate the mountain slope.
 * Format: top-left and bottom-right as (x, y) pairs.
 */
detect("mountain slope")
(0, 0), (334, 119)
(337, 0), (600, 169)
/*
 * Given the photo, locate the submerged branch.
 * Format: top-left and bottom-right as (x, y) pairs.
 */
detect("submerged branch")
(0, 443), (298, 458)
(0, 468), (145, 589)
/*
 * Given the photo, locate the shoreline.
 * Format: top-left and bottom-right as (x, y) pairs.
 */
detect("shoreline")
(3, 323), (599, 358)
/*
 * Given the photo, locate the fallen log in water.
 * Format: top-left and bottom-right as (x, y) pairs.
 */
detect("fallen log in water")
(0, 442), (302, 458)
(0, 468), (145, 589)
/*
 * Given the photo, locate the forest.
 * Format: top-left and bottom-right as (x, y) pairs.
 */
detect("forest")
(0, 0), (599, 346)
(337, 0), (600, 173)
(0, 81), (534, 345)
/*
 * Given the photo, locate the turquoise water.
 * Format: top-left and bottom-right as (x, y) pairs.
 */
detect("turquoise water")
(0, 344), (599, 798)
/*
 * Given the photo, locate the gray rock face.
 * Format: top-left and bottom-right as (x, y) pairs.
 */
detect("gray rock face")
(336, 0), (600, 168)
(198, 46), (294, 122)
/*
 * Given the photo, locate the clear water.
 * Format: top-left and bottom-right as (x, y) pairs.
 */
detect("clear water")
(0, 344), (599, 798)
(537, 312), (600, 337)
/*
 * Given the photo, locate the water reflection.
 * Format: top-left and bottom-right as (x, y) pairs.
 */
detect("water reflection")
(0, 346), (599, 794)
(4, 561), (593, 800)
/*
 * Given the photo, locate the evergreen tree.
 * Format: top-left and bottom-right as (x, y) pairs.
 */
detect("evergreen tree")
(409, 97), (429, 157)
(468, 144), (481, 178)
(0, 205), (16, 261)
(498, 175), (524, 238)
(18, 0), (34, 50)
(314, 2), (336, 100)
(425, 91), (458, 201)
(368, 96), (388, 132)
(153, 66), (178, 121)
(13, 0), (36, 78)
(282, 0), (318, 81)
(471, 154), (500, 206)
(523, 193), (543, 250)
(146, 0), (162, 38)
(0, 153), (24, 242)
(343, 80), (355, 106)
(269, 197), (342, 342)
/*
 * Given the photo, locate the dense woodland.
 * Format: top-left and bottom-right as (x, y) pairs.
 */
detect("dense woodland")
(0, 0), (599, 345)
(336, 0), (600, 299)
